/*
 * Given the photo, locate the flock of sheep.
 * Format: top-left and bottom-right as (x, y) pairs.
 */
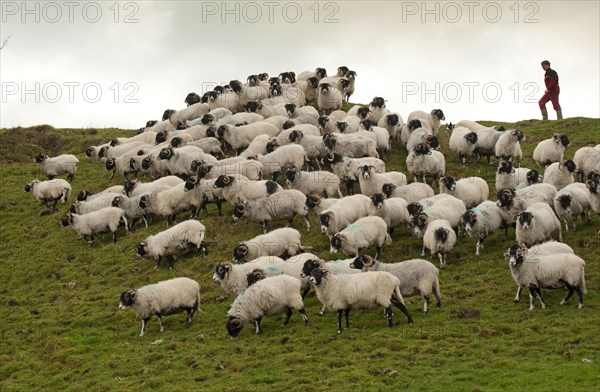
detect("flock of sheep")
(23, 65), (600, 338)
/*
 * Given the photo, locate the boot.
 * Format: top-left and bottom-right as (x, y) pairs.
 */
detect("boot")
(541, 107), (548, 120)
(556, 110), (563, 120)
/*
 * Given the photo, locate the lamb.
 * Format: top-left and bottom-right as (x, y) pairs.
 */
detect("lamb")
(24, 179), (71, 211)
(111, 194), (149, 230)
(319, 194), (377, 238)
(317, 83), (343, 114)
(226, 273), (309, 338)
(543, 160), (577, 190)
(410, 197), (467, 238)
(381, 182), (434, 204)
(248, 144), (306, 181)
(358, 165), (407, 197)
(367, 97), (390, 124)
(516, 202), (562, 246)
(573, 145), (600, 181)
(118, 277), (201, 337)
(370, 193), (409, 233)
(232, 227), (309, 262)
(462, 201), (504, 255)
(285, 168), (342, 198)
(350, 255), (441, 313)
(320, 153), (385, 195)
(553, 183), (592, 231)
(322, 132), (379, 159)
(287, 129), (328, 169)
(212, 174), (282, 204)
(494, 129), (524, 163)
(448, 126), (479, 163)
(124, 176), (184, 197)
(329, 216), (391, 258)
(308, 268), (413, 333)
(136, 219), (207, 268)
(304, 194), (339, 216)
(475, 126), (506, 163)
(505, 244), (586, 310)
(35, 154), (79, 181)
(495, 160), (532, 191)
(377, 112), (404, 141)
(232, 190), (310, 234)
(407, 109), (445, 134)
(60, 206), (128, 244)
(405, 143), (446, 184)
(438, 176), (489, 209)
(421, 219), (457, 268)
(533, 133), (570, 167)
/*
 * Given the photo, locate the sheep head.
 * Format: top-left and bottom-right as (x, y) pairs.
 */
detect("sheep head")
(162, 109), (176, 121)
(184, 92), (200, 106)
(371, 193), (386, 209)
(246, 269), (266, 287)
(308, 267), (329, 286)
(119, 290), (136, 309)
(157, 146), (174, 160)
(381, 183), (397, 198)
(301, 259), (322, 278)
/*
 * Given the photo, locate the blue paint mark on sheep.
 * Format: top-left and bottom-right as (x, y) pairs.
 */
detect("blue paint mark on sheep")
(265, 266), (280, 274)
(344, 223), (360, 231)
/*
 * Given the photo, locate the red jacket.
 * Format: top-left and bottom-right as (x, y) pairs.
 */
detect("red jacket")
(545, 68), (559, 92)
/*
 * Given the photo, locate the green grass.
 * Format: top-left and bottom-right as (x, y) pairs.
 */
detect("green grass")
(1, 117), (599, 391)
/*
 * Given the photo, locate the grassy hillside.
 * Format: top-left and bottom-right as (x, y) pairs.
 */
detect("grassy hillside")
(1, 117), (599, 391)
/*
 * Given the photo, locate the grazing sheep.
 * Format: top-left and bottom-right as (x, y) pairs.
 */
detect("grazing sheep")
(319, 194), (377, 238)
(370, 193), (409, 233)
(285, 168), (342, 198)
(494, 129), (524, 163)
(136, 219), (207, 268)
(60, 206), (128, 244)
(329, 216), (391, 258)
(533, 133), (570, 167)
(24, 179), (71, 211)
(406, 143), (446, 184)
(232, 227), (309, 262)
(448, 126), (479, 163)
(226, 273), (309, 338)
(516, 202), (562, 246)
(118, 277), (201, 337)
(317, 83), (343, 114)
(422, 219), (456, 268)
(438, 176), (489, 209)
(553, 183), (592, 231)
(320, 153), (385, 195)
(506, 244), (586, 310)
(462, 201), (504, 255)
(350, 255), (441, 313)
(543, 160), (576, 190)
(573, 145), (600, 181)
(308, 268), (413, 333)
(381, 182), (434, 204)
(495, 160), (533, 191)
(232, 190), (310, 234)
(35, 154), (79, 181)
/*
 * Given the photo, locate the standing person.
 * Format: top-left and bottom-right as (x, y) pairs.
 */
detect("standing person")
(538, 60), (562, 120)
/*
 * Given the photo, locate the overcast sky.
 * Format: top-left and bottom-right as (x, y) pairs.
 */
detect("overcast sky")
(1, 1), (599, 129)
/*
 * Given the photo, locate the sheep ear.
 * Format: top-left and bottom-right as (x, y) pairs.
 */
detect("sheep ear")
(231, 319), (242, 328)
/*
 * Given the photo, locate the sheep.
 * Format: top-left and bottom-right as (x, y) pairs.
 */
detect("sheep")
(111, 194), (150, 231)
(70, 191), (118, 215)
(229, 79), (269, 107)
(297, 67), (327, 81)
(308, 268), (413, 333)
(216, 122), (280, 155)
(285, 103), (319, 121)
(533, 133), (570, 167)
(454, 120), (503, 132)
(168, 102), (210, 127)
(60, 206), (128, 244)
(322, 132), (379, 159)
(381, 182), (434, 204)
(226, 273), (309, 338)
(495, 184), (558, 232)
(136, 219), (207, 268)
(232, 227), (309, 262)
(343, 70), (357, 102)
(317, 114), (340, 135)
(320, 153), (385, 195)
(98, 141), (152, 161)
(573, 145), (600, 181)
(377, 112), (404, 141)
(329, 216), (391, 258)
(124, 176), (184, 197)
(495, 160), (533, 191)
(287, 129), (328, 169)
(304, 194), (339, 216)
(171, 136), (224, 158)
(494, 129), (524, 163)
(586, 178), (600, 217)
(207, 90), (243, 113)
(448, 126), (479, 163)
(183, 175), (225, 217)
(238, 134), (271, 158)
(543, 160), (576, 190)
(505, 244), (586, 310)
(212, 174), (282, 204)
(406, 193), (458, 218)
(358, 165), (407, 197)
(35, 154), (79, 181)
(294, 77), (320, 104)
(407, 109), (445, 134)
(118, 277), (201, 337)
(319, 194), (377, 238)
(194, 159), (263, 182)
(475, 126), (506, 163)
(400, 119), (425, 147)
(515, 202), (562, 246)
(105, 147), (151, 180)
(367, 97), (390, 124)
(24, 179), (71, 211)
(156, 145), (217, 178)
(438, 176), (489, 209)
(110, 131), (157, 147)
(350, 255), (441, 313)
(232, 190), (310, 234)
(462, 201), (504, 255)
(516, 169), (543, 190)
(285, 168), (342, 198)
(248, 144), (306, 181)
(244, 100), (288, 118)
(77, 185), (124, 202)
(138, 183), (198, 226)
(553, 183), (592, 232)
(85, 142), (111, 162)
(406, 143), (446, 184)
(269, 126), (320, 150)
(421, 219), (456, 268)
(358, 119), (392, 160)
(144, 119), (174, 134)
(406, 128), (439, 153)
(370, 193), (409, 233)
(410, 197), (467, 238)
(335, 115), (361, 134)
(317, 83), (343, 114)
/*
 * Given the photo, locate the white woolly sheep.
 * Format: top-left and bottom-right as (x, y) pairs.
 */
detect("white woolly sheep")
(406, 193), (458, 218)
(60, 206), (128, 244)
(370, 193), (409, 233)
(335, 115), (361, 134)
(319, 194), (377, 238)
(239, 134), (271, 158)
(533, 134), (570, 167)
(448, 126), (479, 163)
(194, 159), (263, 182)
(216, 122), (281, 155)
(317, 83), (343, 114)
(157, 145), (217, 178)
(543, 160), (576, 190)
(320, 153), (385, 195)
(506, 244), (586, 310)
(516, 202), (562, 246)
(573, 145), (600, 181)
(322, 132), (379, 159)
(367, 97), (390, 124)
(358, 119), (392, 160)
(438, 176), (489, 209)
(168, 102), (210, 127)
(138, 183), (197, 226)
(70, 191), (118, 215)
(35, 154), (79, 181)
(182, 176), (225, 217)
(377, 112), (404, 141)
(462, 200), (504, 256)
(421, 219), (456, 268)
(212, 174), (282, 204)
(110, 130), (158, 147)
(226, 273), (309, 338)
(329, 216), (391, 258)
(381, 182), (434, 204)
(297, 67), (327, 82)
(410, 197), (467, 238)
(308, 268), (413, 333)
(304, 194), (339, 217)
(495, 184), (558, 233)
(104, 147), (151, 180)
(495, 160), (533, 191)
(287, 129), (328, 169)
(232, 190), (310, 234)
(111, 194), (149, 231)
(248, 144), (306, 181)
(77, 185), (124, 202)
(24, 179), (71, 211)
(407, 109), (445, 134)
(85, 142), (111, 162)
(495, 129), (524, 163)
(98, 141), (152, 161)
(553, 183), (592, 232)
(358, 165), (407, 197)
(400, 119), (425, 147)
(350, 255), (441, 313)
(406, 128), (439, 153)
(232, 227), (309, 262)
(124, 176), (184, 197)
(406, 143), (446, 184)
(144, 119), (174, 134)
(118, 277), (200, 337)
(475, 126), (505, 164)
(285, 168), (342, 198)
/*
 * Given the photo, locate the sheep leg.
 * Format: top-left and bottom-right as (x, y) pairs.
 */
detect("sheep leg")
(560, 283), (575, 305)
(514, 286), (522, 303)
(298, 308), (310, 326)
(534, 287), (546, 309)
(185, 307), (196, 323)
(112, 231), (118, 243)
(254, 317), (262, 335)
(318, 306), (326, 316)
(345, 180), (354, 195)
(391, 297), (413, 324)
(557, 226), (563, 242)
(156, 315), (164, 332)
(527, 287), (536, 310)
(109, 170), (115, 180)
(261, 221), (268, 234)
(300, 286), (310, 299)
(423, 296), (430, 313)
(574, 287), (584, 309)
(282, 308), (293, 326)
(216, 200), (223, 216)
(385, 306), (394, 328)
(562, 217), (569, 232)
(421, 242), (426, 257)
(155, 256), (162, 269)
(344, 308), (350, 328)
(302, 216), (310, 231)
(438, 252), (445, 268)
(376, 246), (383, 259)
(166, 256), (174, 270)
(51, 198), (59, 211)
(140, 318), (150, 337)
